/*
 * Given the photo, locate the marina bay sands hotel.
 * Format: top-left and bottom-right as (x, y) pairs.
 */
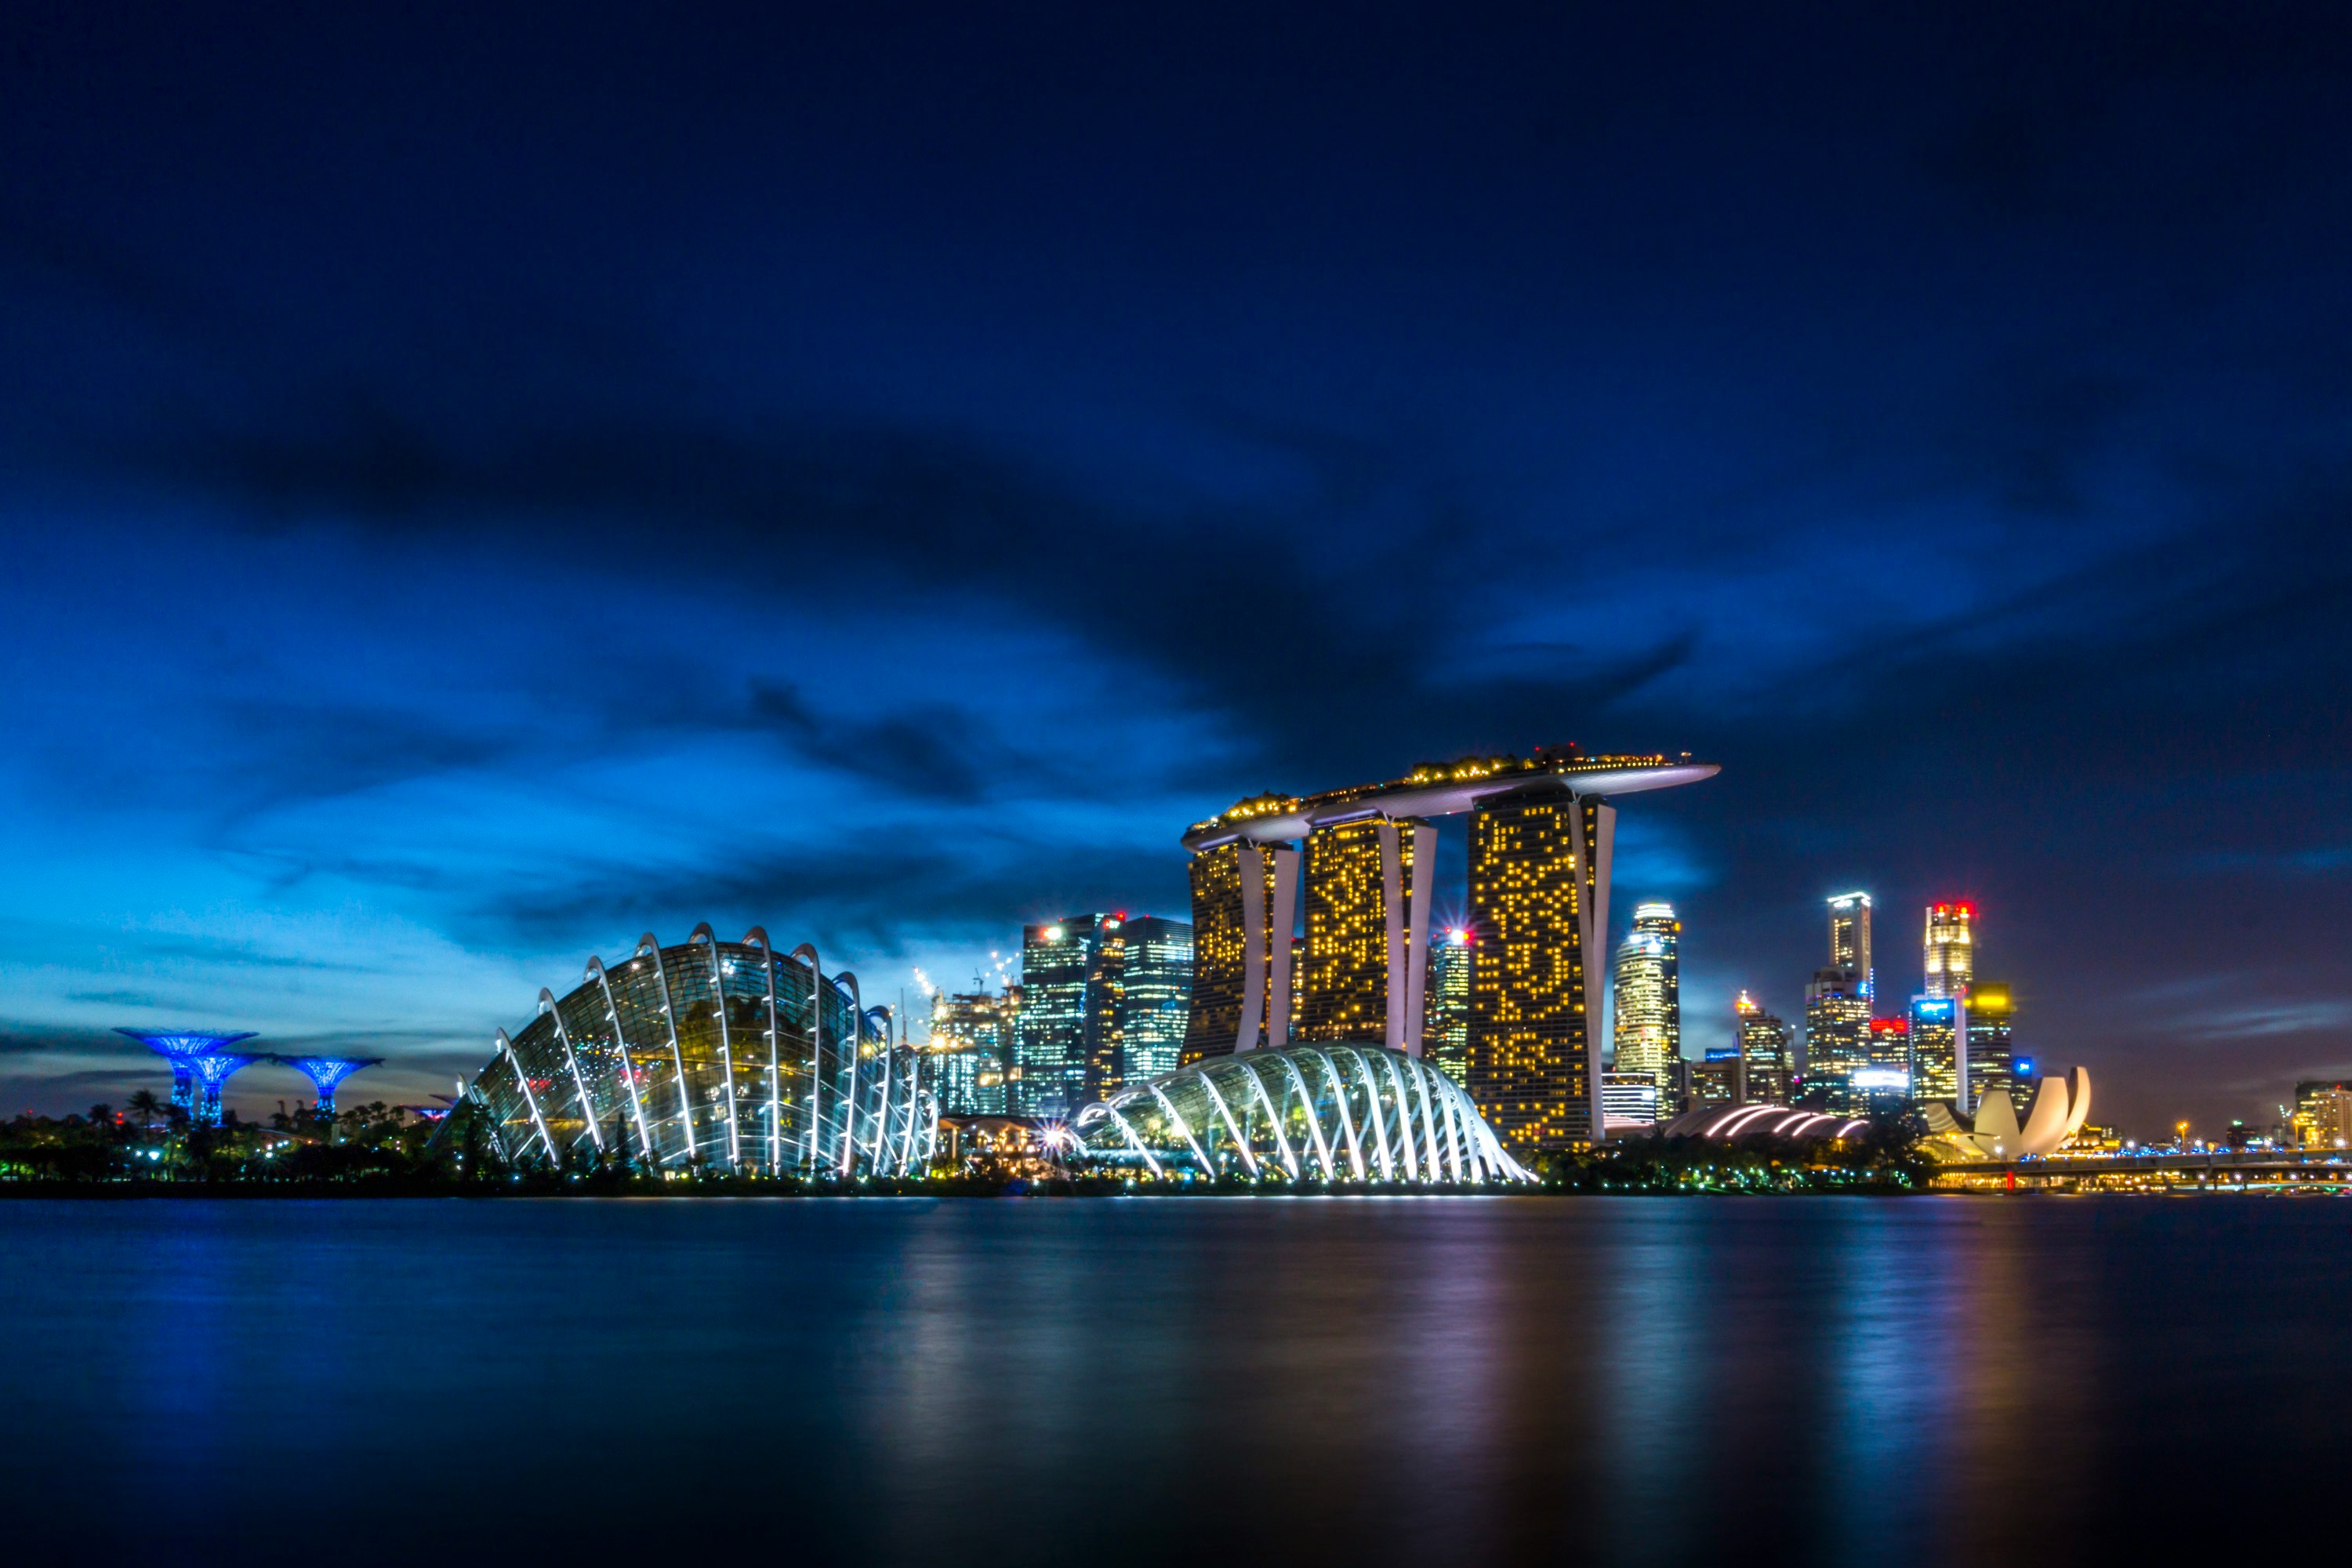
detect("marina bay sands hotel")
(1178, 746), (1716, 1151)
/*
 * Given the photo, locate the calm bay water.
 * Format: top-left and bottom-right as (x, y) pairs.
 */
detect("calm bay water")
(2, 1196), (2343, 1564)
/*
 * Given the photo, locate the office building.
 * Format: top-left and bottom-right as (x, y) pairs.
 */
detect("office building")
(1425, 927), (1472, 1087)
(1115, 916), (1192, 1083)
(1924, 901), (1975, 1000)
(1828, 892), (1874, 1000)
(1908, 994), (1965, 1105)
(2292, 1081), (2352, 1149)
(1804, 967), (1871, 1113)
(931, 989), (1018, 1116)
(1016, 915), (1127, 1117)
(1963, 982), (2016, 1112)
(1692, 1047), (1744, 1106)
(1734, 992), (1792, 1105)
(1601, 1071), (1661, 1128)
(1610, 902), (1682, 1122)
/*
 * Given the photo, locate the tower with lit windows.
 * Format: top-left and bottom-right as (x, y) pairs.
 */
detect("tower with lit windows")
(1016, 915), (1127, 1116)
(1115, 916), (1192, 1083)
(1962, 982), (2015, 1112)
(1610, 902), (1681, 1123)
(1828, 892), (1873, 1000)
(1733, 992), (1792, 1105)
(1923, 902), (1974, 999)
(1177, 749), (1717, 1149)
(1907, 994), (1964, 1105)
(1425, 927), (1473, 1086)
(931, 989), (1017, 1116)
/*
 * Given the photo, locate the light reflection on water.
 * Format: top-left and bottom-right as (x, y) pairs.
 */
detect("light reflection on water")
(0, 1197), (2340, 1564)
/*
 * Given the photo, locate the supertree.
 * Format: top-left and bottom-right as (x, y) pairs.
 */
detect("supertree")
(114, 1029), (258, 1122)
(187, 1050), (262, 1128)
(272, 1056), (385, 1126)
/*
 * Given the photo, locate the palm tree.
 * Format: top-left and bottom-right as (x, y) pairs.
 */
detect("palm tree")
(125, 1090), (165, 1129)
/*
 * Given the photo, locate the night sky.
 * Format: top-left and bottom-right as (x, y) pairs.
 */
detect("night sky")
(4, 3), (2348, 1136)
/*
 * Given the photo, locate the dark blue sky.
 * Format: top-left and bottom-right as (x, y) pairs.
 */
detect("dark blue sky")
(3, 3), (2348, 1134)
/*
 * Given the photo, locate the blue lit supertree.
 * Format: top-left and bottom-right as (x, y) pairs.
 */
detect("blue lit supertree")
(187, 1050), (261, 1127)
(114, 1029), (259, 1121)
(273, 1056), (384, 1124)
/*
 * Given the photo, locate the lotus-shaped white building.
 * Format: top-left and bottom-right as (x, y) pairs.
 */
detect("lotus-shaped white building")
(1922, 1067), (2092, 1160)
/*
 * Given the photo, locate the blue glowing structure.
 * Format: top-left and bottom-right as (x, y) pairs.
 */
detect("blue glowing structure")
(274, 1055), (384, 1121)
(114, 1029), (259, 1120)
(187, 1051), (261, 1127)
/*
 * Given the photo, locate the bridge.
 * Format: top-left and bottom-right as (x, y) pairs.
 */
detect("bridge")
(1933, 1148), (2352, 1189)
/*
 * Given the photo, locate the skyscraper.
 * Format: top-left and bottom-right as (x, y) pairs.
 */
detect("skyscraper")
(1828, 892), (1874, 1000)
(1734, 991), (1792, 1105)
(1963, 981), (2016, 1112)
(1425, 926), (1472, 1087)
(1923, 901), (1975, 999)
(1804, 967), (1871, 1112)
(1115, 916), (1192, 1083)
(1468, 792), (1614, 1150)
(1907, 994), (1964, 1105)
(931, 989), (1017, 1116)
(1015, 915), (1126, 1117)
(1610, 902), (1680, 1123)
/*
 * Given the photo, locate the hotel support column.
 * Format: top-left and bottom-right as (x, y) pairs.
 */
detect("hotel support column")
(1577, 799), (1616, 1145)
(1266, 844), (1301, 1048)
(1236, 846), (1268, 1054)
(1378, 818), (1436, 1054)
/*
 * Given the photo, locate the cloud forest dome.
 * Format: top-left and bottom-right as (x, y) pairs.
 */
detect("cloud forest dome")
(1075, 1044), (1534, 1184)
(445, 925), (935, 1177)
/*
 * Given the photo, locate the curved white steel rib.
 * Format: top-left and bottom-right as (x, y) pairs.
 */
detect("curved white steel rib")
(1194, 1068), (1258, 1176)
(746, 927), (783, 1174)
(641, 934), (697, 1164)
(1341, 1048), (1396, 1180)
(689, 925), (742, 1172)
(585, 956), (656, 1160)
(540, 988), (604, 1152)
(1309, 1049), (1367, 1180)
(498, 1029), (559, 1164)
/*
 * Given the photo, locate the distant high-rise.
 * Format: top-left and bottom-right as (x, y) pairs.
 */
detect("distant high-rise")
(1907, 994), (1964, 1105)
(1016, 915), (1127, 1117)
(2293, 1081), (2352, 1149)
(1828, 893), (1874, 1001)
(1600, 1071), (1660, 1127)
(1734, 992), (1792, 1104)
(1692, 1047), (1744, 1106)
(1610, 902), (1681, 1123)
(1425, 927), (1473, 1086)
(1299, 815), (1432, 1045)
(931, 989), (1018, 1116)
(1923, 902), (1975, 1000)
(1804, 967), (1871, 1112)
(1963, 982), (2016, 1112)
(1115, 916), (1192, 1083)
